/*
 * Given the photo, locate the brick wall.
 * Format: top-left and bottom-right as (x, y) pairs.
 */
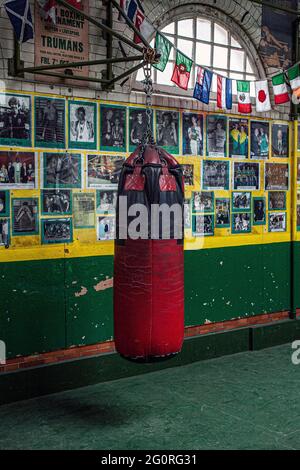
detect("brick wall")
(0, 0), (294, 120)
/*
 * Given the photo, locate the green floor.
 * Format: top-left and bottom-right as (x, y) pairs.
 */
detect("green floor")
(0, 344), (299, 450)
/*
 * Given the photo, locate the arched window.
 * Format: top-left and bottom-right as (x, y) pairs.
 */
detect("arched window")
(136, 17), (259, 96)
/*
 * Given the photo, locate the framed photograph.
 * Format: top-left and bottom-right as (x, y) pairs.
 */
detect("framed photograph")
(265, 163), (289, 190)
(215, 198), (230, 228)
(268, 191), (286, 210)
(97, 216), (115, 241)
(12, 198), (39, 236)
(269, 212), (287, 232)
(232, 192), (251, 213)
(42, 218), (73, 244)
(233, 162), (260, 190)
(253, 197), (266, 226)
(202, 160), (230, 190)
(250, 121), (270, 159)
(35, 97), (65, 149)
(192, 191), (214, 213)
(41, 189), (72, 216)
(69, 100), (97, 150)
(100, 104), (127, 153)
(87, 154), (124, 189)
(0, 190), (9, 217)
(272, 123), (289, 158)
(182, 164), (194, 188)
(297, 157), (300, 185)
(192, 214), (214, 237)
(297, 196), (300, 231)
(73, 192), (95, 229)
(184, 198), (191, 229)
(0, 218), (10, 247)
(229, 118), (249, 158)
(232, 213), (251, 234)
(0, 93), (31, 147)
(182, 112), (204, 156)
(41, 153), (83, 189)
(96, 189), (117, 214)
(156, 110), (180, 155)
(206, 115), (227, 158)
(0, 151), (36, 189)
(129, 108), (153, 153)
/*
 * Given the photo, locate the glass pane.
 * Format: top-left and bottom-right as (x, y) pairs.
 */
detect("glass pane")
(231, 36), (242, 48)
(196, 19), (211, 41)
(177, 38), (193, 57)
(230, 49), (245, 72)
(246, 58), (254, 74)
(213, 45), (228, 69)
(214, 23), (228, 45)
(178, 19), (194, 38)
(196, 42), (211, 66)
(161, 23), (175, 35)
(136, 65), (154, 82)
(229, 72), (244, 95)
(246, 76), (256, 97)
(156, 62), (174, 86)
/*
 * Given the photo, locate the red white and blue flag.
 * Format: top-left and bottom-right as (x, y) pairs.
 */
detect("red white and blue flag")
(193, 67), (213, 105)
(217, 75), (232, 110)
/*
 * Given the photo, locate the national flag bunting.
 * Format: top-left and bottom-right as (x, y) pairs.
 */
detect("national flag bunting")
(193, 67), (213, 104)
(255, 80), (271, 112)
(4, 0), (34, 43)
(119, 0), (138, 22)
(134, 9), (155, 44)
(37, 0), (57, 24)
(272, 73), (289, 105)
(216, 75), (232, 110)
(171, 51), (193, 90)
(237, 80), (252, 114)
(288, 64), (300, 92)
(153, 33), (172, 72)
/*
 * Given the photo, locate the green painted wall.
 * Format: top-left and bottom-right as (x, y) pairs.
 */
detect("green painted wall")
(0, 242), (296, 359)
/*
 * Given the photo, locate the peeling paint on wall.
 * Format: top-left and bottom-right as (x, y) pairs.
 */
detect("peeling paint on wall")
(75, 287), (88, 298)
(94, 277), (114, 292)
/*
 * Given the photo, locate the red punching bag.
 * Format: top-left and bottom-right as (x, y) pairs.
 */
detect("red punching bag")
(114, 144), (185, 363)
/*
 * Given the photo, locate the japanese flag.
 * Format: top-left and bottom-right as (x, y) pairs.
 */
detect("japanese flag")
(255, 80), (271, 112)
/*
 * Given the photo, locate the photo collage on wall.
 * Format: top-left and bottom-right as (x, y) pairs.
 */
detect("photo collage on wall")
(0, 90), (292, 248)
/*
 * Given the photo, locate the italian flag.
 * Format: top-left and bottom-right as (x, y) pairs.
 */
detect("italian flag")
(288, 64), (300, 92)
(171, 51), (193, 91)
(272, 73), (289, 105)
(237, 80), (252, 114)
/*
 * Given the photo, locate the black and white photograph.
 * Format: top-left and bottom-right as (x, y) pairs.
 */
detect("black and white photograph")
(69, 100), (97, 150)
(268, 191), (286, 210)
(232, 213), (251, 234)
(206, 115), (227, 158)
(0, 218), (9, 247)
(202, 160), (230, 190)
(272, 123), (289, 158)
(97, 216), (115, 241)
(182, 164), (194, 187)
(156, 110), (180, 155)
(233, 162), (260, 190)
(73, 192), (95, 229)
(184, 198), (191, 229)
(192, 191), (214, 213)
(0, 93), (31, 147)
(253, 198), (266, 225)
(42, 153), (82, 189)
(265, 163), (289, 190)
(96, 190), (117, 214)
(215, 199), (230, 228)
(269, 212), (287, 232)
(0, 190), (9, 217)
(35, 97), (65, 149)
(42, 218), (73, 244)
(232, 192), (251, 213)
(0, 151), (36, 189)
(42, 189), (72, 215)
(192, 214), (214, 237)
(12, 198), (39, 236)
(129, 108), (152, 152)
(100, 105), (126, 153)
(250, 121), (270, 159)
(87, 155), (124, 189)
(182, 113), (203, 156)
(229, 119), (249, 158)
